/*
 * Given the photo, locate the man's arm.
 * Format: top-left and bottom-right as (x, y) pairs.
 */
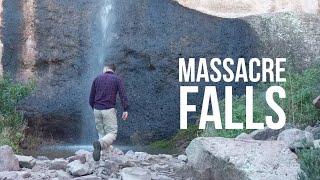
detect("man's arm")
(118, 78), (129, 112)
(89, 79), (96, 109)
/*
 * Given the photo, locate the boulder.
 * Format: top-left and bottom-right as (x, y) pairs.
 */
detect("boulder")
(0, 171), (23, 180)
(68, 155), (86, 164)
(235, 132), (254, 140)
(0, 145), (20, 171)
(186, 137), (300, 180)
(305, 125), (320, 140)
(249, 127), (284, 140)
(277, 128), (314, 149)
(66, 160), (92, 177)
(15, 155), (36, 169)
(121, 167), (152, 180)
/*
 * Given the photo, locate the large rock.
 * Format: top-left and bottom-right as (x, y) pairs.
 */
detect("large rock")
(66, 160), (92, 177)
(0, 145), (20, 172)
(186, 137), (300, 180)
(15, 155), (36, 169)
(121, 167), (152, 180)
(305, 125), (320, 139)
(277, 128), (314, 149)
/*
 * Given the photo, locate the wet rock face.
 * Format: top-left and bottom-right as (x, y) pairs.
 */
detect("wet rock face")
(2, 0), (105, 142)
(2, 0), (320, 142)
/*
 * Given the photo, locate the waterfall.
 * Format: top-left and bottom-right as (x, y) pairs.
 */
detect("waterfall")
(80, 0), (114, 144)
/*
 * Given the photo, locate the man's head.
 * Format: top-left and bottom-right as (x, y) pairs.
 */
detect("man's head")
(103, 63), (116, 73)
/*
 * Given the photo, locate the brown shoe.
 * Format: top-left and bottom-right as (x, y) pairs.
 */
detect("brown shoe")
(93, 141), (101, 161)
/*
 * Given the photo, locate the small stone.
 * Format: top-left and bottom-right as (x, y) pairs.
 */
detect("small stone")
(103, 160), (120, 173)
(121, 167), (151, 180)
(112, 147), (124, 155)
(67, 160), (92, 176)
(44, 170), (57, 178)
(16, 155), (36, 169)
(31, 164), (41, 172)
(125, 150), (135, 156)
(109, 172), (118, 178)
(55, 170), (71, 179)
(75, 149), (91, 157)
(16, 171), (31, 178)
(134, 152), (151, 161)
(140, 161), (152, 166)
(68, 155), (86, 164)
(158, 154), (173, 159)
(177, 155), (188, 162)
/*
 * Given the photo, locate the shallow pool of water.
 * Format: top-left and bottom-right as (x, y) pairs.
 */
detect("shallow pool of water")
(22, 143), (178, 159)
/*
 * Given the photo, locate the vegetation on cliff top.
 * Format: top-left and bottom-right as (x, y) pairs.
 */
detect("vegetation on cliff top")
(0, 76), (35, 152)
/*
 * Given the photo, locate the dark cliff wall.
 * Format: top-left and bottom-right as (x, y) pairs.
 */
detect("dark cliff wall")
(109, 0), (260, 141)
(2, 0), (104, 142)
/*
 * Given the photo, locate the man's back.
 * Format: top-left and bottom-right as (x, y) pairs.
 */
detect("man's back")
(89, 71), (128, 111)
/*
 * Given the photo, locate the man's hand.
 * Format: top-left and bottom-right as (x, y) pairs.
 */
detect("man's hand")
(122, 112), (128, 120)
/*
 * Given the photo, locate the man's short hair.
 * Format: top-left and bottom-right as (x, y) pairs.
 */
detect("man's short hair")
(105, 63), (116, 71)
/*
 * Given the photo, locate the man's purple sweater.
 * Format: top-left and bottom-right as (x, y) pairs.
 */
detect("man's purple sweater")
(89, 71), (128, 111)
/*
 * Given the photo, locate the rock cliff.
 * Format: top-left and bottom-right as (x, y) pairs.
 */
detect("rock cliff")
(176, 0), (320, 18)
(0, 0), (319, 142)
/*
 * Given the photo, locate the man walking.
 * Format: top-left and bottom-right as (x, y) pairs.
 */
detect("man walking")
(89, 63), (129, 161)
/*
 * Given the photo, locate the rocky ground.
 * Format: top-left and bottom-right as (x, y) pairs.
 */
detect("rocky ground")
(0, 145), (190, 180)
(1, 125), (320, 180)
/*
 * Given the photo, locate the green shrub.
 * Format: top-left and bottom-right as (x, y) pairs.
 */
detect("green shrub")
(203, 67), (320, 138)
(150, 124), (202, 149)
(298, 147), (320, 180)
(0, 76), (35, 152)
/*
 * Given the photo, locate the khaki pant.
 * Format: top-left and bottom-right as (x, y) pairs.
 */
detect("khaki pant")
(93, 108), (118, 150)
